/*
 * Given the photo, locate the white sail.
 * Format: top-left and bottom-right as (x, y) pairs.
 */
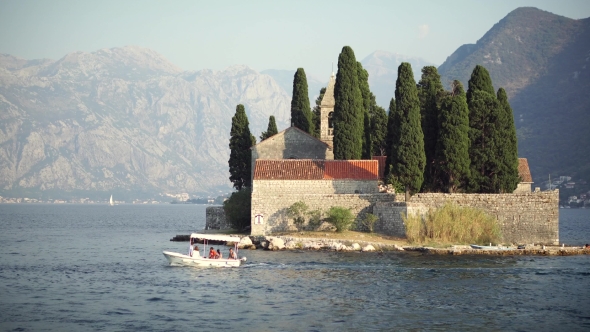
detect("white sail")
(109, 195), (114, 206)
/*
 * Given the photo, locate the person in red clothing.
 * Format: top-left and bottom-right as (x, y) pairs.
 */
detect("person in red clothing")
(208, 247), (216, 259)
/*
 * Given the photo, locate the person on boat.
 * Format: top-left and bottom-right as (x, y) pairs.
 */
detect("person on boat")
(216, 249), (222, 259)
(228, 248), (237, 260)
(208, 247), (216, 259)
(190, 245), (199, 257)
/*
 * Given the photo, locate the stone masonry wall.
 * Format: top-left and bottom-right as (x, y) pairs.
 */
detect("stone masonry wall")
(254, 179), (378, 195)
(205, 206), (231, 230)
(406, 191), (559, 245)
(251, 179), (393, 235)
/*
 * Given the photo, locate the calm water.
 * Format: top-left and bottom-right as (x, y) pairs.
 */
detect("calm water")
(0, 204), (589, 331)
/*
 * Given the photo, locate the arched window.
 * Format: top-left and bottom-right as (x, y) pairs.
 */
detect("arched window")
(328, 112), (334, 128)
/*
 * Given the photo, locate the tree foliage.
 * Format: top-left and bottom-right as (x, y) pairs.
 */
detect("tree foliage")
(228, 104), (253, 190)
(260, 115), (278, 141)
(291, 68), (313, 133)
(436, 81), (471, 193)
(467, 90), (502, 193)
(391, 63), (425, 194)
(496, 88), (520, 192)
(384, 98), (397, 176)
(357, 62), (372, 159)
(333, 46), (364, 160)
(370, 93), (388, 156)
(223, 188), (251, 231)
(417, 66), (444, 191)
(312, 87), (326, 138)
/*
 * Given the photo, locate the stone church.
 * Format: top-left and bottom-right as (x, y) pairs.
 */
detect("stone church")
(244, 72), (557, 245)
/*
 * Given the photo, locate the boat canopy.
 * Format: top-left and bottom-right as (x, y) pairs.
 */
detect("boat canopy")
(190, 233), (242, 242)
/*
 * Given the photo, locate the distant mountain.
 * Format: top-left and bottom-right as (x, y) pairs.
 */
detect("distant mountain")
(438, 7), (590, 184)
(261, 69), (326, 104)
(0, 46), (291, 199)
(361, 51), (436, 108)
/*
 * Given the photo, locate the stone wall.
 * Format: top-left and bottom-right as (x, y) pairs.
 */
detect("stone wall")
(405, 191), (559, 245)
(251, 179), (394, 234)
(254, 179), (378, 195)
(205, 206), (231, 230)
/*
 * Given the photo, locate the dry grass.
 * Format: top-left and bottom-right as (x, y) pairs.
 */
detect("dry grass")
(404, 202), (502, 245)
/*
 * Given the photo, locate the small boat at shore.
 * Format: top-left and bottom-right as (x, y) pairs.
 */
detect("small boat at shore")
(470, 244), (510, 250)
(163, 233), (246, 267)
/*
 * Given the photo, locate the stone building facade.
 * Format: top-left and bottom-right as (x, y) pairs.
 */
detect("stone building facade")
(250, 126), (333, 182)
(319, 72), (336, 149)
(251, 159), (383, 234)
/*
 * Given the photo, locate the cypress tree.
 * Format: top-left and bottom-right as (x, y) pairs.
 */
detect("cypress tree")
(496, 88), (519, 193)
(384, 98), (397, 176)
(436, 81), (470, 193)
(466, 65), (495, 104)
(357, 62), (372, 159)
(417, 66), (444, 191)
(392, 62), (425, 194)
(311, 87), (327, 138)
(228, 104), (254, 190)
(467, 90), (502, 193)
(370, 93), (388, 156)
(260, 115), (278, 141)
(466, 65), (502, 193)
(291, 68), (313, 133)
(333, 46), (364, 160)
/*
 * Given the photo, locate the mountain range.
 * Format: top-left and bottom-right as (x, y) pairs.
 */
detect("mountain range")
(1, 7), (588, 199)
(437, 7), (590, 184)
(0, 46), (290, 199)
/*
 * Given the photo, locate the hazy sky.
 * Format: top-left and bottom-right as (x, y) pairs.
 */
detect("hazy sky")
(1, 0), (590, 79)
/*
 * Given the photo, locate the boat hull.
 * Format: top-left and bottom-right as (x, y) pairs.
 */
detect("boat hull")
(163, 251), (242, 267)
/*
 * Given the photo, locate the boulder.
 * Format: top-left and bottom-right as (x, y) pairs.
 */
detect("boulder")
(330, 243), (345, 251)
(362, 244), (376, 252)
(303, 241), (321, 250)
(268, 237), (285, 251)
(259, 240), (269, 249)
(285, 240), (298, 249)
(351, 243), (361, 251)
(237, 237), (253, 249)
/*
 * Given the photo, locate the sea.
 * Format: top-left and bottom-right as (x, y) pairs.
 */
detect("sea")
(0, 204), (589, 332)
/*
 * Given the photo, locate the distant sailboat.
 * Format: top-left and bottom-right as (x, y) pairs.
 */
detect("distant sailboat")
(109, 195), (114, 206)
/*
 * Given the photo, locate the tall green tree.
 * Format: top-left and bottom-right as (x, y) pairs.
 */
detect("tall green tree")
(357, 62), (372, 159)
(466, 65), (495, 103)
(384, 98), (397, 176)
(496, 88), (520, 193)
(312, 87), (326, 138)
(417, 66), (444, 191)
(333, 46), (364, 160)
(466, 65), (502, 193)
(260, 115), (278, 141)
(228, 104), (254, 190)
(290, 68), (313, 134)
(369, 93), (388, 156)
(436, 81), (471, 193)
(391, 62), (425, 195)
(467, 90), (502, 193)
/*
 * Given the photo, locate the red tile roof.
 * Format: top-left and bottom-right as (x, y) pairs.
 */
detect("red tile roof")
(518, 158), (533, 182)
(254, 159), (379, 180)
(372, 156), (386, 179)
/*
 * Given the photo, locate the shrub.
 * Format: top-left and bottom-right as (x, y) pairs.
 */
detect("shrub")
(325, 206), (354, 232)
(223, 188), (251, 231)
(362, 213), (378, 233)
(286, 201), (308, 230)
(403, 202), (502, 245)
(307, 209), (324, 230)
(385, 166), (404, 193)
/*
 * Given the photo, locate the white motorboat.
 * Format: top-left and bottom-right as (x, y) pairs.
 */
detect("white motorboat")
(163, 233), (246, 267)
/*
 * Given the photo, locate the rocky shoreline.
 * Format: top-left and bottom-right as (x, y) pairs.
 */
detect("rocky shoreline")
(174, 234), (590, 256)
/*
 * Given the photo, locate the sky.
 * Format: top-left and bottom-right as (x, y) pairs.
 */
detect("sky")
(1, 0), (590, 80)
